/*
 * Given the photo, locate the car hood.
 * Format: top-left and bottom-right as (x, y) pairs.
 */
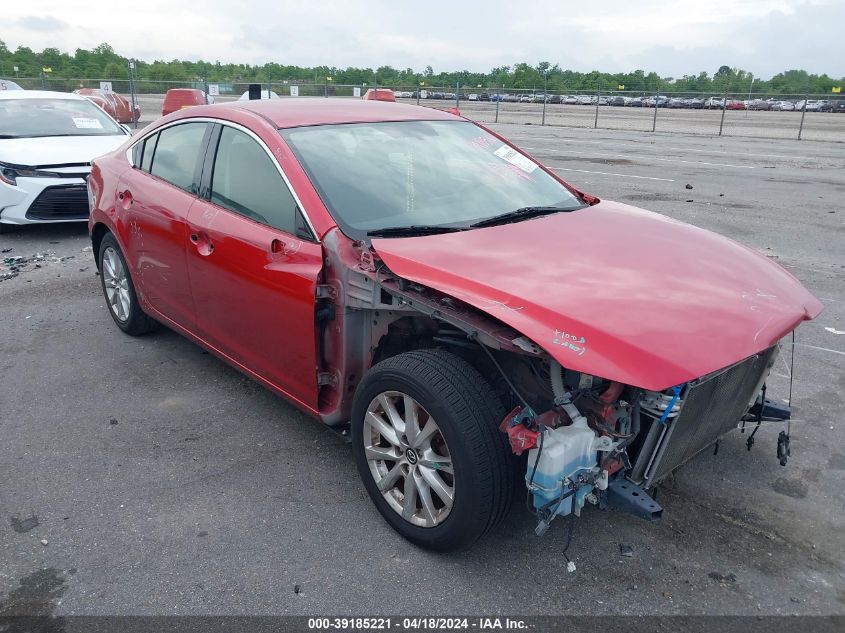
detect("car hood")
(372, 200), (822, 391)
(0, 135), (127, 167)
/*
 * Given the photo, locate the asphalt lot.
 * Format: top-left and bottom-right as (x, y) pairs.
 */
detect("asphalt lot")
(1, 125), (844, 617)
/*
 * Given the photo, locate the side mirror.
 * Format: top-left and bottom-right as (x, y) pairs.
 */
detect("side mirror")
(120, 124), (132, 135)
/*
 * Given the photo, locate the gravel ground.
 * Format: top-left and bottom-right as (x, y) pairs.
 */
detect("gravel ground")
(1, 125), (843, 618)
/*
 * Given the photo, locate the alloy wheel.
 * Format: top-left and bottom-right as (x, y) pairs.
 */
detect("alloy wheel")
(363, 391), (455, 527)
(102, 246), (131, 323)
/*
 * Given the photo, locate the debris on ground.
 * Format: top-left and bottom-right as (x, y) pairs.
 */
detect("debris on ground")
(40, 539), (49, 546)
(294, 584), (301, 594)
(619, 543), (635, 557)
(685, 183), (693, 190)
(0, 251), (74, 282)
(708, 571), (737, 583)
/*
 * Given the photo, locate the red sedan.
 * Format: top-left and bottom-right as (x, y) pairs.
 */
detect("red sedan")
(88, 99), (821, 551)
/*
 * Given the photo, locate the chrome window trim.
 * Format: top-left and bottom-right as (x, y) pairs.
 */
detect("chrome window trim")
(124, 117), (319, 242)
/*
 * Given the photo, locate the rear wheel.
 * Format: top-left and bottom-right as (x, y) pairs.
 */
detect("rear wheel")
(351, 349), (515, 551)
(98, 233), (156, 335)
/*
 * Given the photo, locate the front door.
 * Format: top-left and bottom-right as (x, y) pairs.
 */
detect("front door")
(186, 124), (322, 409)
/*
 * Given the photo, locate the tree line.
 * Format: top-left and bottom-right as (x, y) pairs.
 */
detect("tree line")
(1, 41), (842, 95)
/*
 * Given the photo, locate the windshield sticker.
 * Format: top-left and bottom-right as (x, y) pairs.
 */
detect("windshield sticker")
(553, 329), (587, 356)
(494, 145), (538, 174)
(72, 117), (103, 129)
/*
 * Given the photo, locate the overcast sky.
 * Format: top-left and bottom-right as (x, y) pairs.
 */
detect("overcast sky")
(6, 0), (844, 78)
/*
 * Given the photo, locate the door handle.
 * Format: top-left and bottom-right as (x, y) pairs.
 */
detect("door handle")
(270, 238), (302, 255)
(191, 231), (214, 256)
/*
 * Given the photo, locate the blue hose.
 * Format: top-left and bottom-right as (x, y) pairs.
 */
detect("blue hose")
(658, 385), (683, 425)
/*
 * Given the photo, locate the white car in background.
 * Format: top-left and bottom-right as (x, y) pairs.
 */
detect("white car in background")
(795, 99), (820, 111)
(1, 78), (24, 91)
(0, 91), (129, 232)
(771, 100), (796, 111)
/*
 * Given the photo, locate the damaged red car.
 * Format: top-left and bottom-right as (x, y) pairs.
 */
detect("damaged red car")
(87, 99), (822, 551)
(75, 88), (140, 124)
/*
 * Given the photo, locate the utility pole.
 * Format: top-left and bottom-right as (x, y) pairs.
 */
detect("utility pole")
(128, 59), (138, 130)
(798, 93), (808, 140)
(541, 71), (548, 125)
(495, 85), (501, 123)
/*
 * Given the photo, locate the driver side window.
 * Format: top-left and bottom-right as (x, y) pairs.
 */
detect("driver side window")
(210, 126), (303, 236)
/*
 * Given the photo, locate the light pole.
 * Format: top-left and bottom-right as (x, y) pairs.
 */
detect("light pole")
(541, 70), (548, 125)
(128, 59), (138, 129)
(325, 76), (332, 98)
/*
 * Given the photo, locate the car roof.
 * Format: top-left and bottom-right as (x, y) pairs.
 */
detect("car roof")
(0, 90), (87, 101)
(211, 97), (459, 128)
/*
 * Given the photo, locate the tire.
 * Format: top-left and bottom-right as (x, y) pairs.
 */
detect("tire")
(98, 232), (156, 336)
(351, 349), (516, 551)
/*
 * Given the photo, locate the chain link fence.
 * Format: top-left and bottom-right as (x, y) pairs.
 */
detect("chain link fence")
(15, 77), (845, 142)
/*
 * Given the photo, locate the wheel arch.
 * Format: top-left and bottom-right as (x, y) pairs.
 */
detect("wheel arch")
(90, 221), (111, 270)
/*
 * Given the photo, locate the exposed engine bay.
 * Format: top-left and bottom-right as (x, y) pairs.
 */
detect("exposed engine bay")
(316, 230), (796, 539)
(499, 347), (786, 537)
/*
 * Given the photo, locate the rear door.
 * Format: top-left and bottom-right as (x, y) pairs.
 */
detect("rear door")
(185, 123), (322, 409)
(118, 121), (211, 330)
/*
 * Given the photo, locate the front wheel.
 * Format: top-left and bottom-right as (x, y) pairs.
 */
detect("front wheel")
(351, 349), (516, 551)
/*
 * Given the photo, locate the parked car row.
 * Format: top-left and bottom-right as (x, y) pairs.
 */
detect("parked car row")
(390, 89), (844, 112)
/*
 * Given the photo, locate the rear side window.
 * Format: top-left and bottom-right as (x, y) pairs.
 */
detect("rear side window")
(149, 123), (208, 192)
(210, 126), (299, 234)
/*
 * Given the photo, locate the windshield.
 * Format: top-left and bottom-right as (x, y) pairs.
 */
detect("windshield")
(0, 98), (124, 138)
(281, 120), (586, 238)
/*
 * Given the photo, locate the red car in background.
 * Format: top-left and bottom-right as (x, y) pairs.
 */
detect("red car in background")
(726, 99), (747, 110)
(75, 88), (139, 123)
(162, 88), (213, 116)
(363, 88), (396, 102)
(87, 99), (821, 551)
